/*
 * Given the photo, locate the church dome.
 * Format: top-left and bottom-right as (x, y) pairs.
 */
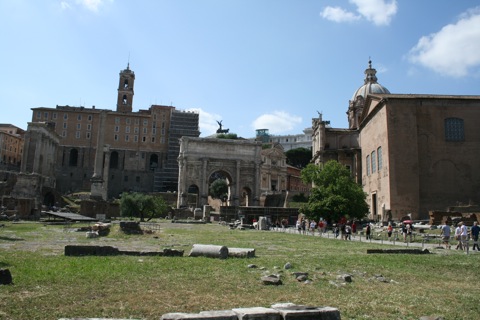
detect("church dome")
(351, 60), (390, 101)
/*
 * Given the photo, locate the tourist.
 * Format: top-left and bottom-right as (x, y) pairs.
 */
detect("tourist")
(281, 218), (288, 232)
(455, 223), (463, 250)
(440, 222), (451, 249)
(407, 223), (413, 242)
(387, 222), (393, 241)
(365, 223), (371, 240)
(471, 221), (479, 251)
(296, 220), (302, 234)
(318, 220), (324, 235)
(351, 221), (357, 237)
(460, 222), (468, 250)
(309, 220), (317, 235)
(401, 223), (407, 242)
(333, 224), (339, 238)
(345, 222), (352, 240)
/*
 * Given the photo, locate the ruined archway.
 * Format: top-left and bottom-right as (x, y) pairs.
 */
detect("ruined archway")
(177, 137), (262, 208)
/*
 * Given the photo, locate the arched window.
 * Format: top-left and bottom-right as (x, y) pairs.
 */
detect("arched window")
(445, 118), (464, 141)
(124, 79), (129, 88)
(122, 95), (127, 105)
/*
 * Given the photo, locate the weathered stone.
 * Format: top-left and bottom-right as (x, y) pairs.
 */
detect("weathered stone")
(367, 249), (430, 254)
(271, 303), (341, 320)
(189, 244), (229, 259)
(337, 274), (352, 282)
(162, 248), (184, 257)
(296, 275), (308, 282)
(261, 275), (283, 285)
(419, 317), (445, 320)
(228, 247), (255, 258)
(161, 310), (238, 320)
(232, 307), (281, 320)
(284, 262), (292, 269)
(64, 245), (119, 256)
(248, 264), (258, 268)
(292, 272), (308, 277)
(0, 269), (13, 285)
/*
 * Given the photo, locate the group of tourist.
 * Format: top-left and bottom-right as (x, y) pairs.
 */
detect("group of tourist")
(440, 221), (480, 251)
(441, 221), (480, 251)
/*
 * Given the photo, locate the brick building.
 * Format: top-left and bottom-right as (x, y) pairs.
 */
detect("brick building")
(30, 64), (199, 199)
(312, 60), (480, 221)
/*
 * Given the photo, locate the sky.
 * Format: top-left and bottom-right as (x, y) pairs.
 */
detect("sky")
(2, 0), (480, 138)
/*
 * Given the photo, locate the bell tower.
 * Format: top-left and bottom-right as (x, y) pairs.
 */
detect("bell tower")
(116, 63), (135, 113)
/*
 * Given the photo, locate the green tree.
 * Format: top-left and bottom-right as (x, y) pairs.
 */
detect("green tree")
(300, 161), (368, 223)
(209, 179), (228, 200)
(216, 133), (238, 139)
(120, 192), (169, 222)
(285, 147), (312, 169)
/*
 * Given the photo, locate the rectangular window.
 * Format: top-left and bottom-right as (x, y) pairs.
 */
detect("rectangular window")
(87, 124), (91, 131)
(377, 147), (383, 170)
(142, 136), (146, 142)
(126, 118), (131, 125)
(125, 135), (129, 142)
(114, 134), (118, 141)
(134, 127), (139, 134)
(135, 118), (140, 125)
(445, 118), (465, 142)
(134, 135), (138, 142)
(64, 113), (68, 120)
(62, 131), (67, 137)
(63, 122), (67, 129)
(115, 126), (119, 132)
(75, 131), (80, 139)
(44, 112), (49, 119)
(88, 115), (92, 121)
(86, 132), (91, 139)
(143, 128), (147, 134)
(366, 155), (370, 176)
(53, 113), (57, 119)
(36, 112), (42, 119)
(143, 119), (148, 126)
(76, 123), (81, 130)
(77, 114), (82, 121)
(160, 136), (165, 143)
(151, 137), (155, 143)
(371, 151), (376, 173)
(152, 128), (156, 135)
(125, 126), (130, 133)
(115, 117), (120, 124)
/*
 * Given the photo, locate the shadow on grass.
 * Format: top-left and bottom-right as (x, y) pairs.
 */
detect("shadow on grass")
(0, 236), (24, 241)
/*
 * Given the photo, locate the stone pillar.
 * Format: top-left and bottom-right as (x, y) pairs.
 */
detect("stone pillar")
(91, 111), (107, 200)
(177, 156), (187, 208)
(200, 158), (208, 207)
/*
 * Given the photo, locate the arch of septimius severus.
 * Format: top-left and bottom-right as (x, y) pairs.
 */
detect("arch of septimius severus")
(177, 137), (262, 208)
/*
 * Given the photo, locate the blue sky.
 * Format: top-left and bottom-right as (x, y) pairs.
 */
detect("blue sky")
(2, 0), (480, 138)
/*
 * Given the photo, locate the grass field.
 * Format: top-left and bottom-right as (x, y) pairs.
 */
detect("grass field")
(0, 221), (479, 320)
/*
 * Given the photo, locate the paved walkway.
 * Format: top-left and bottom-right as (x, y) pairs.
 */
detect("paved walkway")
(272, 227), (480, 254)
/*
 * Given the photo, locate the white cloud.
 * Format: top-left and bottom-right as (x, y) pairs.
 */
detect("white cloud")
(60, 1), (71, 10)
(78, 0), (111, 12)
(251, 111), (302, 135)
(320, 6), (361, 23)
(321, 0), (397, 26)
(351, 0), (397, 26)
(408, 7), (480, 77)
(60, 0), (112, 13)
(186, 108), (221, 137)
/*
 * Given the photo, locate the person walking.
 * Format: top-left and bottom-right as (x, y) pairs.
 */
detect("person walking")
(471, 221), (479, 251)
(387, 222), (393, 241)
(440, 222), (451, 249)
(460, 222), (468, 251)
(455, 223), (463, 250)
(365, 223), (371, 240)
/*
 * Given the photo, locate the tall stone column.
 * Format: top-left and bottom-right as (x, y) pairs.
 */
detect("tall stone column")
(200, 158), (208, 207)
(90, 111), (107, 200)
